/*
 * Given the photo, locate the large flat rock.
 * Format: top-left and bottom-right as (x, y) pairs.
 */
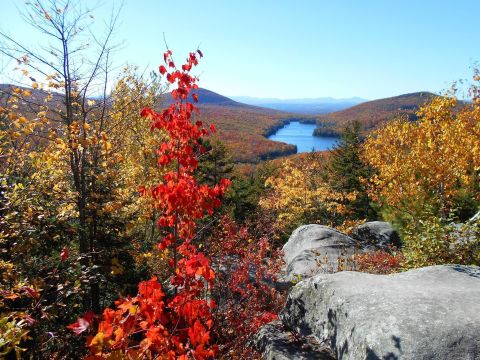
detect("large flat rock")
(280, 265), (480, 360)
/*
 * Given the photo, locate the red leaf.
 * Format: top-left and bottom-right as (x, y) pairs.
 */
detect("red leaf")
(60, 246), (69, 262)
(80, 48), (224, 358)
(67, 311), (95, 334)
(140, 107), (155, 119)
(139, 186), (148, 197)
(163, 50), (172, 62)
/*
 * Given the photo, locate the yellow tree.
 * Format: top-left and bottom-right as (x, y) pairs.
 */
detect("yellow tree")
(102, 68), (173, 279)
(363, 93), (480, 222)
(0, 0), (124, 312)
(362, 83), (480, 268)
(0, 67), (168, 359)
(0, 2), (176, 356)
(259, 153), (356, 238)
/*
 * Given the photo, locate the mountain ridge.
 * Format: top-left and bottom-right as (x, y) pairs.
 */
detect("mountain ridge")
(230, 95), (367, 114)
(314, 91), (436, 135)
(231, 95), (367, 104)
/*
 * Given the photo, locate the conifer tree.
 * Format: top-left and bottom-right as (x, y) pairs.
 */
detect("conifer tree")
(197, 138), (234, 186)
(327, 121), (375, 219)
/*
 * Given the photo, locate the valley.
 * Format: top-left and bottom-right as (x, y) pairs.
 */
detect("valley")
(0, 85), (439, 163)
(186, 89), (441, 162)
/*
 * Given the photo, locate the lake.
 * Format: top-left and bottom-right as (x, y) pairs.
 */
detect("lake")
(268, 121), (339, 153)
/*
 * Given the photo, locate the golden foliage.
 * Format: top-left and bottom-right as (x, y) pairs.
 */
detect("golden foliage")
(259, 153), (356, 236)
(363, 94), (480, 219)
(0, 66), (167, 281)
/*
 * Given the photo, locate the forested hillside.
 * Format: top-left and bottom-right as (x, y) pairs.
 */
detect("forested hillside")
(314, 92), (435, 135)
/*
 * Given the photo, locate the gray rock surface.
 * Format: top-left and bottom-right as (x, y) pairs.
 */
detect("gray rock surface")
(280, 265), (480, 360)
(351, 221), (402, 249)
(254, 320), (335, 360)
(282, 225), (359, 280)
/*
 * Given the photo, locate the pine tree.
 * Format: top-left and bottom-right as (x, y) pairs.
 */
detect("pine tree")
(226, 175), (259, 223)
(197, 138), (234, 186)
(327, 121), (375, 219)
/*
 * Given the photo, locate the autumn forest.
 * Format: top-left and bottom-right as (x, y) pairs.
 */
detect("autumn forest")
(1, 1), (480, 360)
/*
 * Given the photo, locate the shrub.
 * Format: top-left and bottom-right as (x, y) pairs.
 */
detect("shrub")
(354, 249), (403, 274)
(402, 217), (480, 269)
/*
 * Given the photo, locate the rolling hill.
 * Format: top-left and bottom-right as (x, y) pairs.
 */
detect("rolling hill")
(196, 105), (298, 163)
(161, 88), (247, 108)
(314, 92), (436, 136)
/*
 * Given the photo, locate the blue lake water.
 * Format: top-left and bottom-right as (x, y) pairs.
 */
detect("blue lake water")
(268, 121), (339, 153)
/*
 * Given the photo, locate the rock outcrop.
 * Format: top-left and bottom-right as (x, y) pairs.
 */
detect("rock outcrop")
(279, 265), (480, 360)
(350, 221), (402, 249)
(282, 225), (359, 280)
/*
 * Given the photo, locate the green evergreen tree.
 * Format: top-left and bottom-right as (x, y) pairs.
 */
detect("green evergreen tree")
(197, 139), (234, 186)
(327, 121), (376, 219)
(230, 160), (280, 224)
(225, 175), (261, 223)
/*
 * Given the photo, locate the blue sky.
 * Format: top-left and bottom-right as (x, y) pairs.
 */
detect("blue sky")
(1, 0), (479, 100)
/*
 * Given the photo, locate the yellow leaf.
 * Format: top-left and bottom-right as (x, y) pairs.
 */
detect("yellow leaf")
(89, 332), (104, 348)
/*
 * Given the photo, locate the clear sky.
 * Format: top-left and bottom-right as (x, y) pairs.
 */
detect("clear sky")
(1, 0), (479, 100)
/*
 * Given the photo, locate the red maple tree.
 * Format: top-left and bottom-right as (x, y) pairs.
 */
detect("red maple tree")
(69, 49), (229, 359)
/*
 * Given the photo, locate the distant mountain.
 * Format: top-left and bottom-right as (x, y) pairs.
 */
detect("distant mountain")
(231, 95), (366, 105)
(230, 95), (367, 114)
(161, 88), (251, 108)
(314, 92), (436, 136)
